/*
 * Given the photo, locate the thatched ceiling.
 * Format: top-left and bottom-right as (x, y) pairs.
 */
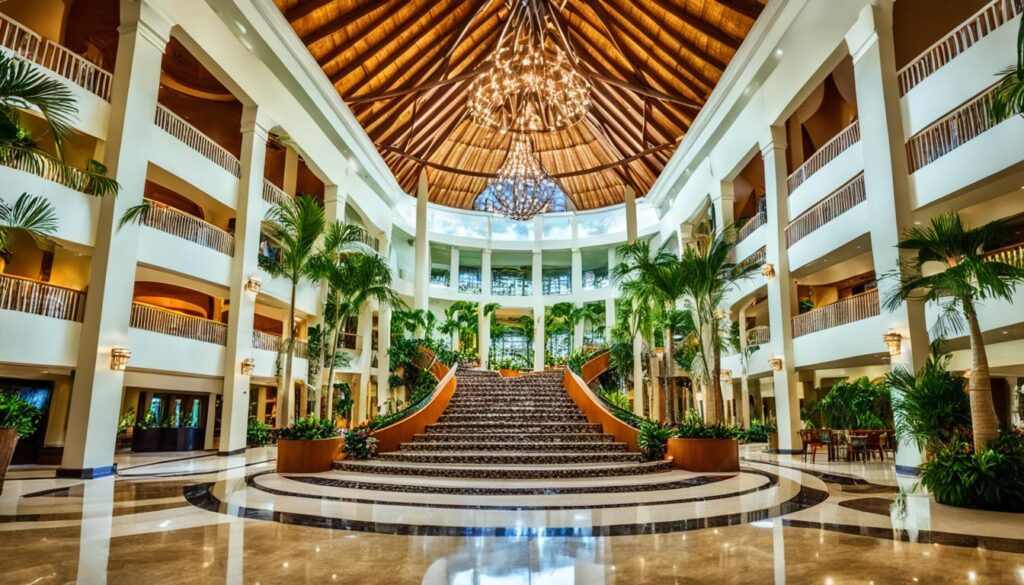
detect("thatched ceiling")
(274, 0), (765, 210)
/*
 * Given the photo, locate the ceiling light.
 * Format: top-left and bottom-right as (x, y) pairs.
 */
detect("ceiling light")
(478, 135), (558, 221)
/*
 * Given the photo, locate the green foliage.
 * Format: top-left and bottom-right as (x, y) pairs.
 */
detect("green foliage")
(596, 384), (632, 411)
(567, 347), (600, 375)
(342, 425), (378, 459)
(920, 432), (1024, 513)
(278, 413), (339, 440)
(0, 192), (58, 255)
(134, 412), (158, 430)
(674, 410), (741, 440)
(887, 351), (971, 455)
(0, 392), (41, 436)
(808, 377), (890, 430)
(370, 369), (437, 430)
(333, 382), (353, 420)
(637, 419), (674, 461)
(117, 408), (136, 438)
(987, 15), (1024, 123)
(489, 353), (529, 371)
(739, 419), (776, 443)
(246, 418), (274, 447)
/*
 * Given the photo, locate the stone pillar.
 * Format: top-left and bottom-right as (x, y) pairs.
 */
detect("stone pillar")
(481, 249), (492, 296)
(256, 387), (268, 424)
(43, 379), (71, 447)
(711, 180), (736, 230)
(276, 316), (294, 427)
(737, 299), (755, 428)
(449, 246), (459, 291)
(283, 146), (299, 196)
(376, 231), (393, 412)
(624, 185), (638, 243)
(323, 183), (347, 418)
(847, 1), (929, 474)
(760, 129), (802, 454)
(532, 250), (544, 371)
(571, 248), (584, 349)
(204, 394), (218, 450)
(60, 3), (170, 478)
(604, 298), (615, 343)
(413, 170), (430, 311)
(218, 106), (269, 455)
(356, 302), (373, 422)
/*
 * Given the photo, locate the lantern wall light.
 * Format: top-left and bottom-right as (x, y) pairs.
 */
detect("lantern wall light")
(110, 347), (132, 371)
(245, 276), (262, 294)
(883, 331), (902, 356)
(768, 357), (783, 372)
(241, 357), (256, 376)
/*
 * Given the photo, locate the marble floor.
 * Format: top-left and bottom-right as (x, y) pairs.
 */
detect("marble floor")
(2, 445), (1023, 584)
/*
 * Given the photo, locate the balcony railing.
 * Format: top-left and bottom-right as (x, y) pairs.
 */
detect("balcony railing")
(337, 332), (360, 351)
(141, 200), (234, 256)
(897, 0), (1022, 96)
(130, 302), (227, 345)
(984, 241), (1024, 267)
(785, 174), (866, 247)
(0, 14), (112, 100)
(746, 325), (770, 346)
(252, 329), (283, 352)
(294, 339), (309, 359)
(786, 120), (860, 194)
(0, 274), (85, 322)
(737, 210), (766, 242)
(737, 246), (766, 273)
(261, 179), (290, 207)
(155, 105), (241, 178)
(2, 147), (110, 193)
(905, 84), (1002, 173)
(792, 289), (880, 338)
(353, 226), (380, 252)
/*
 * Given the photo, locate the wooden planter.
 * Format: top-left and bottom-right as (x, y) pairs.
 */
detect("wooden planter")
(131, 428), (162, 452)
(667, 437), (740, 472)
(276, 437), (344, 473)
(0, 428), (17, 496)
(498, 369), (522, 378)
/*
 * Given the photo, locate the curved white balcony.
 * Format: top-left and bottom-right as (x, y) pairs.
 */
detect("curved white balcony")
(791, 290), (888, 368)
(151, 105), (241, 208)
(136, 202), (233, 287)
(786, 174), (869, 271)
(127, 302), (227, 376)
(786, 121), (863, 220)
(0, 162), (102, 248)
(0, 275), (83, 367)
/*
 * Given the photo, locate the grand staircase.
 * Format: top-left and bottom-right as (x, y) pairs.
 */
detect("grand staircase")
(336, 369), (673, 479)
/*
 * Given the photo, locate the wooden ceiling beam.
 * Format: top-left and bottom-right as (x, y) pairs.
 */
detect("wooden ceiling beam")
(327, 1), (441, 83)
(284, 0), (335, 22)
(645, 0), (741, 50)
(711, 0), (764, 20)
(301, 0), (395, 47)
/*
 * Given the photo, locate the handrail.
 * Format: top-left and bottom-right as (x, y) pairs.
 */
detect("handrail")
(154, 105), (241, 177)
(791, 289), (880, 338)
(897, 0), (1022, 95)
(294, 338), (309, 359)
(141, 199), (234, 255)
(129, 301), (228, 345)
(372, 356), (457, 453)
(38, 40), (112, 100)
(785, 174), (866, 247)
(786, 120), (860, 194)
(565, 351), (640, 452)
(0, 273), (85, 322)
(746, 325), (770, 345)
(905, 84), (1001, 173)
(2, 145), (108, 193)
(252, 329), (283, 351)
(352, 225), (380, 252)
(261, 179), (290, 206)
(737, 210), (766, 242)
(0, 13), (42, 60)
(737, 246), (766, 272)
(983, 241), (1024, 267)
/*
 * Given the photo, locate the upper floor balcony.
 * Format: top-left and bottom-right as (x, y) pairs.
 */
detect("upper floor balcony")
(746, 325), (771, 346)
(0, 273), (85, 323)
(786, 120), (863, 220)
(151, 105), (241, 208)
(792, 288), (880, 339)
(0, 274), (82, 367)
(0, 156), (102, 248)
(791, 288), (888, 368)
(786, 174), (869, 270)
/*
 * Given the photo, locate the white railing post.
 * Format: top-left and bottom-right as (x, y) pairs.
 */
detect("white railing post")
(786, 120), (861, 194)
(785, 174), (866, 247)
(0, 274), (86, 322)
(154, 105), (242, 177)
(791, 289), (880, 337)
(130, 302), (228, 345)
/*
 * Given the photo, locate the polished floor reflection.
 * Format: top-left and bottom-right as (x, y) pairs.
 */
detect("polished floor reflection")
(2, 446), (1023, 584)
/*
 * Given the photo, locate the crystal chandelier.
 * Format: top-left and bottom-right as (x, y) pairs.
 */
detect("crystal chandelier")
(480, 135), (558, 221)
(467, 0), (591, 134)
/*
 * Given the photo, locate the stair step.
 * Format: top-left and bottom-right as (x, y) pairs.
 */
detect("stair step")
(439, 414), (588, 423)
(426, 422), (604, 434)
(334, 459), (673, 480)
(413, 432), (615, 443)
(399, 441), (627, 452)
(378, 451), (645, 465)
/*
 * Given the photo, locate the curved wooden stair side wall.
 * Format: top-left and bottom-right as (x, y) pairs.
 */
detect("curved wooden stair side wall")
(372, 352), (458, 453)
(563, 351), (639, 453)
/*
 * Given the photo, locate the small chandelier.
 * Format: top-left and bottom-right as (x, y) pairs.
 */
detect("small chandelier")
(480, 135), (558, 221)
(883, 331), (902, 356)
(466, 0), (590, 134)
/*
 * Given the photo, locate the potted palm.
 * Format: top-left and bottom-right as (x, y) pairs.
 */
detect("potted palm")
(0, 392), (41, 494)
(667, 410), (741, 472)
(276, 413), (343, 473)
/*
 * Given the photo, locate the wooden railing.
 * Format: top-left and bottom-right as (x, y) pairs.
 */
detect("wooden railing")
(353, 226), (380, 252)
(141, 200), (234, 255)
(0, 274), (85, 322)
(786, 120), (860, 194)
(905, 84), (1002, 173)
(294, 339), (309, 359)
(262, 179), (290, 206)
(785, 174), (866, 247)
(746, 325), (770, 345)
(897, 0), (1022, 95)
(252, 329), (283, 352)
(791, 289), (880, 338)
(984, 241), (1024, 267)
(737, 246), (766, 273)
(565, 351), (640, 452)
(130, 302), (228, 345)
(0, 14), (112, 100)
(737, 210), (766, 242)
(155, 105), (241, 177)
(373, 357), (457, 453)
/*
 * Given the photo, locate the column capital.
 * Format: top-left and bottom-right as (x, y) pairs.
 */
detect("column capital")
(846, 3), (891, 64)
(240, 106), (272, 141)
(118, 1), (173, 50)
(758, 126), (787, 157)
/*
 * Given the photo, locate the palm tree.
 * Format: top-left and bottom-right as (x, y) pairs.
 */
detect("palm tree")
(988, 15), (1024, 122)
(263, 195), (325, 425)
(0, 53), (118, 197)
(0, 192), (57, 255)
(883, 212), (1024, 450)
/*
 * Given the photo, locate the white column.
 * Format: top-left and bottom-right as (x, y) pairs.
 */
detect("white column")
(356, 303), (374, 422)
(479, 304), (491, 369)
(276, 315), (294, 427)
(449, 246), (460, 290)
(256, 387), (268, 424)
(737, 299), (754, 428)
(848, 2), (929, 473)
(219, 106), (269, 455)
(376, 231), (392, 411)
(632, 335), (645, 417)
(413, 170), (430, 310)
(760, 129), (802, 454)
(711, 180), (736, 229)
(604, 297), (615, 343)
(60, 4), (170, 477)
(481, 249), (492, 296)
(532, 250), (544, 371)
(571, 248), (584, 349)
(323, 183), (347, 418)
(283, 146), (299, 196)
(624, 185), (638, 243)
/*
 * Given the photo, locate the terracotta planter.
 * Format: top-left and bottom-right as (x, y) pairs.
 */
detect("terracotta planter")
(667, 437), (740, 472)
(276, 437), (344, 473)
(498, 369), (522, 378)
(0, 428), (18, 496)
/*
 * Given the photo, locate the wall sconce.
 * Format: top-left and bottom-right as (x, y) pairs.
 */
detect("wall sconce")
(244, 276), (262, 294)
(713, 310), (727, 320)
(883, 331), (902, 356)
(768, 357), (783, 372)
(110, 347), (132, 371)
(240, 357), (256, 376)
(720, 369), (732, 383)
(761, 263), (776, 279)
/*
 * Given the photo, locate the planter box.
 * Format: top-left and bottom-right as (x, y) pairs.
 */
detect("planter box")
(276, 437), (344, 473)
(498, 369), (522, 378)
(667, 437), (740, 472)
(131, 428), (162, 452)
(0, 428), (17, 496)
(132, 427), (205, 452)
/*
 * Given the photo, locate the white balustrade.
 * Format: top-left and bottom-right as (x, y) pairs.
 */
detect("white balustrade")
(791, 289), (880, 338)
(737, 246), (766, 272)
(155, 105), (241, 177)
(0, 14), (111, 100)
(0, 274), (85, 322)
(141, 200), (234, 255)
(905, 84), (1001, 173)
(785, 174), (866, 247)
(786, 120), (860, 194)
(130, 302), (228, 345)
(0, 13), (42, 60)
(262, 179), (290, 206)
(746, 325), (770, 345)
(252, 329), (283, 352)
(737, 210), (766, 242)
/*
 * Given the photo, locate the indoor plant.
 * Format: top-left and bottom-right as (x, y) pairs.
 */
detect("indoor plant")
(276, 413), (343, 473)
(637, 419), (674, 462)
(0, 391), (40, 494)
(667, 411), (741, 472)
(341, 425), (378, 459)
